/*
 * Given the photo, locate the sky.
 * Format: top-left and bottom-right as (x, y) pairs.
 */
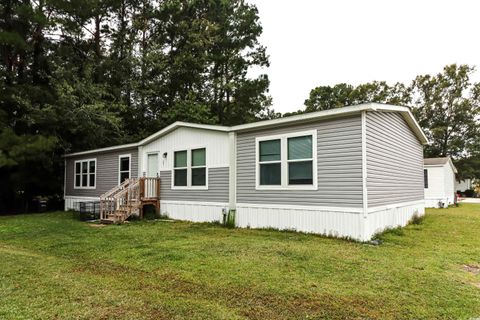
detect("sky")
(247, 0), (480, 114)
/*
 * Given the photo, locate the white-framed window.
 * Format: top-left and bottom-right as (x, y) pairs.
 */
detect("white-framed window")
(424, 169), (428, 189)
(191, 148), (206, 186)
(172, 147), (208, 190)
(118, 154), (131, 184)
(255, 130), (317, 190)
(74, 158), (96, 189)
(174, 150), (188, 187)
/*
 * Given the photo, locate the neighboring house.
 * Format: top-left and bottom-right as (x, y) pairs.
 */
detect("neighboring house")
(423, 157), (457, 208)
(64, 103), (428, 241)
(455, 178), (475, 193)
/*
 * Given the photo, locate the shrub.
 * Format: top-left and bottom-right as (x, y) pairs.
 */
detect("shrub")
(464, 189), (475, 197)
(225, 210), (236, 228)
(410, 214), (424, 225)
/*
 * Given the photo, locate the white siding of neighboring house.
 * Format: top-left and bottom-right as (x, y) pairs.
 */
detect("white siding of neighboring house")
(424, 165), (453, 208)
(455, 179), (472, 192)
(444, 163), (456, 206)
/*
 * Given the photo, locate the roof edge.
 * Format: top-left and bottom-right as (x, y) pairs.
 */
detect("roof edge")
(64, 103), (429, 157)
(424, 156), (458, 173)
(63, 142), (139, 158)
(231, 103), (429, 145)
(138, 122), (229, 146)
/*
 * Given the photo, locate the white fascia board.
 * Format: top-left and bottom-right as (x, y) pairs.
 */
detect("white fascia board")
(64, 143), (138, 158)
(231, 103), (378, 132)
(138, 121), (230, 145)
(64, 103), (429, 158)
(229, 103), (428, 145)
(400, 110), (429, 145)
(447, 157), (458, 174)
(424, 162), (457, 173)
(64, 122), (229, 158)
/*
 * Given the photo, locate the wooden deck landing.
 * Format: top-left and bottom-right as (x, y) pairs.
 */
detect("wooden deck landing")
(99, 177), (160, 223)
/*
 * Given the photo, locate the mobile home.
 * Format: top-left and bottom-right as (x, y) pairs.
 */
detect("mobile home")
(64, 103), (428, 241)
(424, 157), (457, 208)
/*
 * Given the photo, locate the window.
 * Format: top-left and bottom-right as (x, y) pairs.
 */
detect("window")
(288, 135), (313, 185)
(424, 169), (428, 188)
(259, 139), (281, 185)
(74, 159), (96, 189)
(256, 131), (317, 190)
(191, 148), (206, 186)
(172, 148), (207, 189)
(119, 155), (131, 183)
(174, 150), (187, 186)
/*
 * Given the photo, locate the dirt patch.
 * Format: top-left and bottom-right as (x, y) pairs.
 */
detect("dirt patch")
(88, 223), (107, 228)
(463, 264), (480, 274)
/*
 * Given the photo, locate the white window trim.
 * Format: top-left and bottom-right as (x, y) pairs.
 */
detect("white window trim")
(255, 130), (317, 191)
(172, 147), (208, 190)
(74, 158), (97, 189)
(118, 154), (131, 184)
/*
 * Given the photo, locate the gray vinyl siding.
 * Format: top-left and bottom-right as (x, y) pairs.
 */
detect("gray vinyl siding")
(236, 116), (363, 208)
(160, 167), (229, 202)
(65, 147), (138, 197)
(366, 111), (424, 207)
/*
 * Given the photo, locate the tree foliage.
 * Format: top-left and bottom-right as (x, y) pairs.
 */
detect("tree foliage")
(304, 64), (480, 180)
(0, 0), (272, 213)
(304, 81), (410, 112)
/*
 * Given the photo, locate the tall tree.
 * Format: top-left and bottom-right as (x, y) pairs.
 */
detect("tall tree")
(204, 0), (270, 125)
(304, 81), (410, 112)
(1, 0), (274, 213)
(411, 64), (480, 158)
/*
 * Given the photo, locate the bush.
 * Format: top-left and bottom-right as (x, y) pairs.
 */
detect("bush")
(410, 214), (424, 225)
(464, 189), (475, 197)
(224, 209), (236, 228)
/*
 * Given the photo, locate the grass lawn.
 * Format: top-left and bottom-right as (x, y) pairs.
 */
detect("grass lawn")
(0, 205), (479, 319)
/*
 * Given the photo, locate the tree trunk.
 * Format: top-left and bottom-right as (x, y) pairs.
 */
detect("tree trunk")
(93, 15), (102, 83)
(31, 0), (45, 85)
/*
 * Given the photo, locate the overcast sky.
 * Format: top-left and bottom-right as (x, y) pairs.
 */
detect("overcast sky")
(247, 0), (480, 114)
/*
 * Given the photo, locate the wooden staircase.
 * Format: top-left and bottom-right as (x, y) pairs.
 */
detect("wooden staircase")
(99, 177), (160, 224)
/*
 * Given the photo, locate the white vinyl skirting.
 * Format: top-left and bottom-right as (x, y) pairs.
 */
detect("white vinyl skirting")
(236, 200), (425, 241)
(64, 196), (99, 211)
(160, 200), (228, 223)
(66, 197), (425, 242)
(424, 197), (454, 208)
(364, 200), (425, 239)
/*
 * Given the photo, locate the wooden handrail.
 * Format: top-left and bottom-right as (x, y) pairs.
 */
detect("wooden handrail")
(100, 178), (132, 200)
(100, 177), (160, 222)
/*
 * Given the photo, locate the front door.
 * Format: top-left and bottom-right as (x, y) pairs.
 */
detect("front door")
(147, 153), (158, 177)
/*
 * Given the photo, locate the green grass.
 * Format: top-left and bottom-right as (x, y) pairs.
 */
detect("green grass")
(0, 204), (479, 319)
